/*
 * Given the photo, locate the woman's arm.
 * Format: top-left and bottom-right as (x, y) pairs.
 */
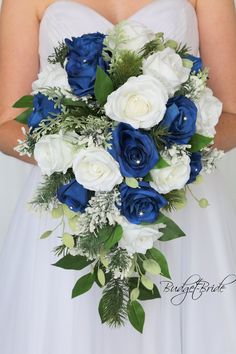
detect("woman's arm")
(195, 0), (236, 151)
(0, 0), (44, 164)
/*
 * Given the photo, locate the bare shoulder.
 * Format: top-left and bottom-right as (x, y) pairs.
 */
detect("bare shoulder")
(0, 0), (55, 21)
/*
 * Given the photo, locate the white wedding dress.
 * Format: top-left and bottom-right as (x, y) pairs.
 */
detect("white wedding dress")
(1, 1), (236, 353)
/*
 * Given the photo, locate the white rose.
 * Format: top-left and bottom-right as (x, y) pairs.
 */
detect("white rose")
(73, 147), (123, 192)
(195, 87), (223, 137)
(105, 20), (155, 53)
(32, 63), (71, 95)
(142, 47), (191, 96)
(118, 218), (163, 255)
(150, 153), (191, 194)
(34, 133), (77, 176)
(104, 75), (168, 129)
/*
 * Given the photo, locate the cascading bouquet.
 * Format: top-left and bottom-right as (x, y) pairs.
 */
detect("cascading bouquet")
(15, 20), (223, 333)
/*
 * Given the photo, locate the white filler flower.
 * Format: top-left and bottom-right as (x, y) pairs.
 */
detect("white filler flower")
(118, 217), (163, 255)
(73, 147), (123, 192)
(104, 75), (168, 129)
(195, 87), (223, 137)
(105, 20), (155, 53)
(32, 63), (71, 95)
(142, 47), (191, 96)
(34, 133), (77, 176)
(150, 152), (191, 194)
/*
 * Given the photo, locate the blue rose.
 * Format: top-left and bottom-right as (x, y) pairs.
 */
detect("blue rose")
(109, 123), (159, 178)
(28, 93), (61, 129)
(186, 54), (203, 73)
(120, 182), (167, 224)
(57, 179), (89, 213)
(187, 152), (202, 184)
(65, 33), (107, 97)
(159, 96), (197, 146)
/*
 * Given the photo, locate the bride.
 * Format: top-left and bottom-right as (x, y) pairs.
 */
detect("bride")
(0, 0), (236, 353)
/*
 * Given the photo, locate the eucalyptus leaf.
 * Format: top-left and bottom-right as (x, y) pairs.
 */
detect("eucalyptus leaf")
(125, 177), (139, 188)
(130, 288), (140, 302)
(13, 95), (34, 108)
(97, 268), (106, 287)
(51, 205), (64, 219)
(52, 254), (93, 270)
(143, 259), (161, 275)
(15, 108), (33, 124)
(40, 230), (53, 239)
(94, 66), (114, 105)
(62, 233), (75, 249)
(156, 212), (185, 241)
(68, 216), (79, 233)
(128, 277), (161, 300)
(63, 204), (77, 219)
(189, 134), (213, 152)
(72, 273), (95, 298)
(141, 275), (154, 290)
(147, 248), (171, 279)
(127, 301), (145, 333)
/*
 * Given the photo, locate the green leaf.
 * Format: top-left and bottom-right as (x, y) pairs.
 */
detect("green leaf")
(72, 273), (95, 298)
(62, 233), (75, 249)
(97, 268), (106, 287)
(98, 297), (107, 323)
(129, 278), (161, 300)
(94, 66), (114, 105)
(189, 134), (213, 152)
(63, 204), (77, 219)
(156, 212), (186, 241)
(13, 95), (34, 108)
(154, 156), (170, 169)
(125, 177), (139, 188)
(143, 259), (161, 275)
(141, 275), (154, 290)
(68, 216), (79, 233)
(147, 248), (171, 279)
(40, 230), (53, 239)
(51, 204), (64, 218)
(52, 254), (93, 270)
(130, 288), (140, 302)
(104, 224), (123, 251)
(15, 108), (33, 124)
(127, 301), (145, 333)
(143, 173), (153, 183)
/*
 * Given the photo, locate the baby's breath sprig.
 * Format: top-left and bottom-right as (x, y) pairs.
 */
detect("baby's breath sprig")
(176, 68), (209, 100)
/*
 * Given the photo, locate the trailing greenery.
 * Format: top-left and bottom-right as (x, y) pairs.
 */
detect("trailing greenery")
(48, 41), (68, 67)
(109, 51), (142, 89)
(99, 278), (129, 327)
(109, 248), (132, 277)
(175, 43), (190, 57)
(140, 32), (166, 58)
(31, 170), (74, 209)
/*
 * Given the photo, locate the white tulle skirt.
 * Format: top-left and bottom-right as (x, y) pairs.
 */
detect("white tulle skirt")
(0, 166), (236, 354)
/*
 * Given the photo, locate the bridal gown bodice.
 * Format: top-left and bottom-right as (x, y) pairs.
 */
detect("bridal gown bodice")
(39, 0), (199, 69)
(1, 1), (236, 354)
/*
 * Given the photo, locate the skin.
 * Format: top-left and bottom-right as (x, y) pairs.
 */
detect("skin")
(0, 0), (235, 165)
